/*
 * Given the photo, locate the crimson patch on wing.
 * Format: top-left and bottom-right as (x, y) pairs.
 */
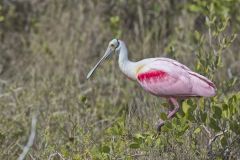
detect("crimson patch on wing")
(137, 70), (167, 82)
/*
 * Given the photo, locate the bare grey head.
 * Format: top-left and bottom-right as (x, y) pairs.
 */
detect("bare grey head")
(86, 38), (120, 79)
(109, 38), (120, 51)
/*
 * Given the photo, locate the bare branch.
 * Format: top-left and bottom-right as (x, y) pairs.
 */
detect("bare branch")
(208, 130), (226, 147)
(201, 125), (211, 138)
(18, 114), (37, 160)
(0, 87), (23, 98)
(207, 129), (227, 158)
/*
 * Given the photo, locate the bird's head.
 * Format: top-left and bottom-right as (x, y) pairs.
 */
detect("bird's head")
(109, 38), (120, 52)
(86, 38), (120, 79)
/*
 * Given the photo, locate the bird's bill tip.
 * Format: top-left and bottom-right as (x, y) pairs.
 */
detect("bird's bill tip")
(86, 65), (98, 79)
(86, 70), (93, 79)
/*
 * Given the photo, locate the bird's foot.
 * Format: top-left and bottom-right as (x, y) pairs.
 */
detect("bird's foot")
(156, 98), (180, 132)
(156, 119), (165, 132)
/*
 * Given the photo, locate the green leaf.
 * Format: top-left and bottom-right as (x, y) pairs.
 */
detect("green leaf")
(101, 146), (110, 153)
(79, 95), (87, 103)
(187, 112), (195, 122)
(0, 16), (4, 22)
(230, 121), (240, 134)
(220, 136), (227, 147)
(229, 96), (235, 105)
(164, 121), (172, 129)
(110, 16), (120, 25)
(182, 101), (190, 115)
(215, 55), (222, 67)
(177, 125), (189, 137)
(161, 125), (169, 132)
(200, 111), (207, 123)
(160, 112), (167, 120)
(213, 105), (222, 119)
(194, 127), (201, 134)
(222, 103), (229, 111)
(229, 103), (237, 115)
(134, 133), (145, 139)
(129, 143), (140, 149)
(133, 133), (145, 144)
(188, 4), (202, 12)
(209, 118), (221, 132)
(182, 124), (189, 132)
(0, 132), (5, 141)
(194, 30), (201, 41)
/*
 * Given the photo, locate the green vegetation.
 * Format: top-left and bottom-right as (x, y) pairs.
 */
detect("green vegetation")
(0, 0), (239, 159)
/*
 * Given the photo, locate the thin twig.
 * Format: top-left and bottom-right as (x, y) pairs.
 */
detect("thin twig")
(201, 125), (211, 138)
(48, 152), (65, 160)
(0, 87), (23, 98)
(207, 129), (227, 158)
(18, 114), (37, 160)
(208, 130), (226, 147)
(201, 125), (228, 157)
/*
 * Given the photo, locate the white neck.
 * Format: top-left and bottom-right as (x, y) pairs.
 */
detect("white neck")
(118, 41), (137, 80)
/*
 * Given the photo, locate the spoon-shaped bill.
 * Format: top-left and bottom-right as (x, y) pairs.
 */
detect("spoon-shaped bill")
(86, 47), (113, 79)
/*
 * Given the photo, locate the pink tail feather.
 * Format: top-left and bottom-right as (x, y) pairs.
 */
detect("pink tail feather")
(188, 71), (216, 97)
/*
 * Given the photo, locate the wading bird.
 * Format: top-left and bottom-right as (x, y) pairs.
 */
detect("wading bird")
(87, 39), (216, 131)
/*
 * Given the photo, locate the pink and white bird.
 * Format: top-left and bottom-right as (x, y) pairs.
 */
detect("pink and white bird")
(87, 39), (216, 131)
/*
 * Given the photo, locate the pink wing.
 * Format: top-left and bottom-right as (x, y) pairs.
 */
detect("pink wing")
(136, 58), (216, 97)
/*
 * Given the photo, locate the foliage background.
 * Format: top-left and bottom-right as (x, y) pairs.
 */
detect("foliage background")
(0, 0), (239, 159)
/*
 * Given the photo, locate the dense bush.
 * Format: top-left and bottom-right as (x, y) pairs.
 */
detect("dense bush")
(0, 0), (239, 159)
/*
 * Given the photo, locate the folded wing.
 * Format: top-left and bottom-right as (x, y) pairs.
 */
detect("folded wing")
(136, 58), (216, 97)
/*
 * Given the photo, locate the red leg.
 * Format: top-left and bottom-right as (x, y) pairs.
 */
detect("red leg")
(157, 98), (180, 131)
(167, 98), (180, 118)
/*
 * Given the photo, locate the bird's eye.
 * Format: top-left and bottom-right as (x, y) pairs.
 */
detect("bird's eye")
(110, 44), (115, 48)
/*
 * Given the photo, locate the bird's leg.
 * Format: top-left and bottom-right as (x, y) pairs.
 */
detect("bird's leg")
(157, 98), (180, 131)
(167, 98), (175, 115)
(167, 98), (180, 119)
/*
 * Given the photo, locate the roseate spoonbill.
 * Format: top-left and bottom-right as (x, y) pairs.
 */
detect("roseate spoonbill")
(87, 39), (216, 131)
